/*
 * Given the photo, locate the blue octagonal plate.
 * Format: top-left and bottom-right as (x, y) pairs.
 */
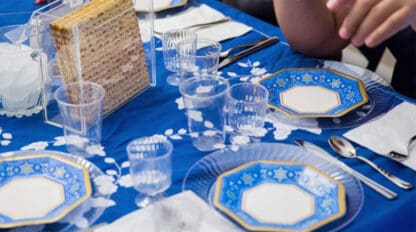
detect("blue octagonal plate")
(213, 160), (346, 232)
(258, 68), (368, 118)
(0, 154), (92, 228)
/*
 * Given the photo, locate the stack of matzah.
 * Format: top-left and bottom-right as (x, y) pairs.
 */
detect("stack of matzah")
(50, 0), (150, 114)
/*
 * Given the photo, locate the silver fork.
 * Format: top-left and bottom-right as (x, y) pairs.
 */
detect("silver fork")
(154, 17), (232, 35)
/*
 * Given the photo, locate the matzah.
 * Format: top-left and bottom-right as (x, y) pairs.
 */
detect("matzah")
(50, 0), (150, 114)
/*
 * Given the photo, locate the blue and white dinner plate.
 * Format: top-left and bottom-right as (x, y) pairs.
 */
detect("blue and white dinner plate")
(266, 61), (397, 129)
(258, 68), (368, 118)
(0, 153), (92, 228)
(213, 160), (346, 232)
(135, 0), (188, 12)
(183, 143), (364, 232)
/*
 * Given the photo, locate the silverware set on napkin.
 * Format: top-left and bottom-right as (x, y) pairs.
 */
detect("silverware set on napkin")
(157, 16), (279, 68)
(218, 37), (269, 59)
(154, 17), (232, 35)
(296, 136), (415, 200)
(328, 136), (413, 190)
(218, 36), (280, 69)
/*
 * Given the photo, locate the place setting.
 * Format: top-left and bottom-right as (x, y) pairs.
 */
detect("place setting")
(182, 142), (364, 232)
(178, 112), (412, 232)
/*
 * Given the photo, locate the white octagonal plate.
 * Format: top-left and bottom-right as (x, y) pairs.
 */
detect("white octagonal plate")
(0, 154), (92, 228)
(213, 160), (346, 232)
(258, 68), (368, 118)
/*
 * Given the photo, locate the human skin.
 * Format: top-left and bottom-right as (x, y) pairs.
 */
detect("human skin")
(273, 0), (416, 56)
(327, 0), (416, 47)
(273, 0), (350, 58)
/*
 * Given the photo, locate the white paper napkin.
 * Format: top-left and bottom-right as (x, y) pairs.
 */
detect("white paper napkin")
(153, 4), (252, 42)
(343, 102), (416, 170)
(95, 191), (243, 232)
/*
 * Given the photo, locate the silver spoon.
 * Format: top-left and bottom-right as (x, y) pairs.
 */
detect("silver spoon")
(329, 136), (413, 190)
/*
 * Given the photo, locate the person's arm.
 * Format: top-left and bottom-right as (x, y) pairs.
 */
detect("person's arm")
(273, 0), (350, 58)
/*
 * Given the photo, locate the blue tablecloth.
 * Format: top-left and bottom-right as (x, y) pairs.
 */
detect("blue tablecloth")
(0, 0), (415, 231)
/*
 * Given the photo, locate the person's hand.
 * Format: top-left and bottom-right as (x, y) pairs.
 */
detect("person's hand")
(327, 0), (416, 47)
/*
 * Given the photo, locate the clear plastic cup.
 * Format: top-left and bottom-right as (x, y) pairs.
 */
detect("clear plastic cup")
(179, 75), (229, 151)
(54, 81), (105, 158)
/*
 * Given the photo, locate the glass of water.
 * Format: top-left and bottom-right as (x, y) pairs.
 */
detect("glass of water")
(126, 135), (173, 208)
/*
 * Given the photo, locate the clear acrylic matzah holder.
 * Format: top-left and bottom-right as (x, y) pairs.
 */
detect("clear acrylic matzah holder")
(30, 0), (156, 128)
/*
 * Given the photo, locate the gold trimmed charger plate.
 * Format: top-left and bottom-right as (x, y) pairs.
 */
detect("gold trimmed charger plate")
(258, 68), (368, 118)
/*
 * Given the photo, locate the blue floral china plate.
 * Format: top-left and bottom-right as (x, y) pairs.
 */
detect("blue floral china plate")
(258, 68), (368, 118)
(0, 153), (92, 228)
(135, 0), (188, 12)
(213, 160), (346, 232)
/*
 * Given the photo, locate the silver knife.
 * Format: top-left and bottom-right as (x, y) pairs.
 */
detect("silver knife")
(295, 140), (397, 200)
(218, 36), (279, 69)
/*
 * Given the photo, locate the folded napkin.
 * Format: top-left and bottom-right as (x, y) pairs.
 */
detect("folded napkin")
(154, 4), (252, 42)
(95, 191), (243, 232)
(343, 102), (416, 170)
